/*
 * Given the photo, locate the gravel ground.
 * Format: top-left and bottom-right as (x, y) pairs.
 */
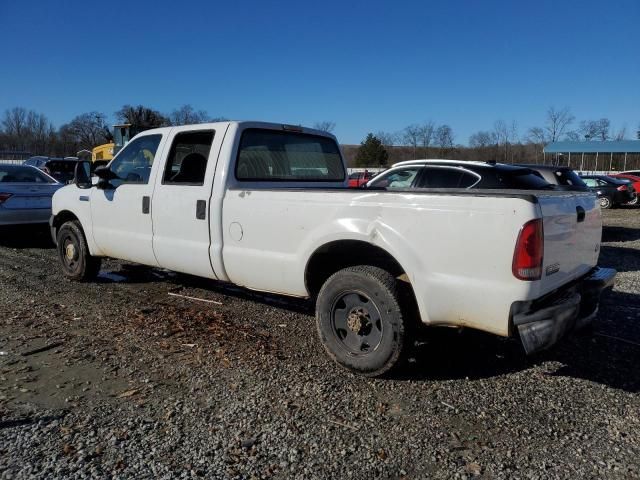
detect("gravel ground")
(1, 209), (639, 479)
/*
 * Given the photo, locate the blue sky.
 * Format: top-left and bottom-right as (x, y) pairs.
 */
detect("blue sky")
(1, 0), (638, 144)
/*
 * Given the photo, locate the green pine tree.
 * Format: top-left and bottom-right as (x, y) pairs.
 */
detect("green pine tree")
(355, 133), (389, 167)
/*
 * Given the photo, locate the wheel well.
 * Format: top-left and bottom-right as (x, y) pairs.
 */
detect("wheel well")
(51, 210), (79, 238)
(305, 240), (409, 298)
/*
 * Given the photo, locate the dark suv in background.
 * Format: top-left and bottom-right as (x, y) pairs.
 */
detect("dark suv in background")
(519, 164), (588, 191)
(580, 175), (636, 209)
(24, 156), (79, 183)
(366, 160), (553, 190)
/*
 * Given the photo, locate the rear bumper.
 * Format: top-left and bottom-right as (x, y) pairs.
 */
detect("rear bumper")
(512, 267), (616, 355)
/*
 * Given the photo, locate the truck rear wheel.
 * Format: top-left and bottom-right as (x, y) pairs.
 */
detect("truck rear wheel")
(316, 266), (407, 377)
(56, 220), (101, 281)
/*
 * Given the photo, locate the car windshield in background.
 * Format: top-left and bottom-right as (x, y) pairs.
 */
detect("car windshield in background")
(557, 169), (587, 187)
(236, 129), (344, 181)
(0, 165), (56, 183)
(45, 160), (77, 182)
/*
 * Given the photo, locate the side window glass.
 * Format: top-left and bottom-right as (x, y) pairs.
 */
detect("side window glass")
(459, 171), (480, 188)
(371, 168), (419, 189)
(417, 167), (472, 188)
(163, 131), (214, 185)
(109, 134), (162, 186)
(583, 178), (596, 187)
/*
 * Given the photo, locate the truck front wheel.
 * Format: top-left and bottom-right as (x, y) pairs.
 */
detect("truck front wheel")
(56, 220), (102, 281)
(316, 266), (407, 377)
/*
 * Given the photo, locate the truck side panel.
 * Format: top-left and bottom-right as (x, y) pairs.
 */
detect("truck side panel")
(221, 189), (540, 336)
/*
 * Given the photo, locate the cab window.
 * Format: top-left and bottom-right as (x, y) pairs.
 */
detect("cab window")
(235, 129), (344, 181)
(162, 131), (214, 185)
(109, 134), (162, 186)
(582, 178), (598, 187)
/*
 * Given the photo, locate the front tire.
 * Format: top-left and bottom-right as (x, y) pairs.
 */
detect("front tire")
(599, 196), (612, 209)
(316, 266), (408, 377)
(56, 220), (101, 281)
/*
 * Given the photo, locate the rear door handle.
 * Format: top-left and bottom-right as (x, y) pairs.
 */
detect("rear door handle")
(142, 196), (150, 214)
(576, 206), (585, 223)
(196, 200), (206, 220)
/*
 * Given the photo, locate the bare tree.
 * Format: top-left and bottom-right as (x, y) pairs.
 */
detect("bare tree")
(435, 125), (454, 149)
(374, 131), (398, 147)
(614, 125), (627, 141)
(2, 107), (29, 137)
(544, 106), (574, 142)
(60, 112), (111, 150)
(468, 131), (493, 148)
(403, 124), (422, 157)
(579, 118), (610, 141)
(419, 121), (436, 149)
(313, 121), (336, 133)
(169, 105), (210, 126)
(116, 105), (168, 132)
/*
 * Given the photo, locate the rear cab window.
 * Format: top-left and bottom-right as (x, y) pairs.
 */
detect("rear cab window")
(235, 129), (344, 182)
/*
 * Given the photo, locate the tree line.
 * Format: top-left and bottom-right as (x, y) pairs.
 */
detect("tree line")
(351, 107), (640, 167)
(0, 104), (226, 158)
(1, 104), (638, 166)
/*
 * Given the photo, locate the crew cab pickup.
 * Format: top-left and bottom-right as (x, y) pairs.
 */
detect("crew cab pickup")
(50, 121), (615, 376)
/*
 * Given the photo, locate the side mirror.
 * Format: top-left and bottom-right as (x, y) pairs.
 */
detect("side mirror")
(94, 166), (119, 190)
(74, 161), (93, 189)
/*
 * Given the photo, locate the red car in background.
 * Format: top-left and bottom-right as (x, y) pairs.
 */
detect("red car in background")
(610, 173), (640, 205)
(348, 170), (374, 188)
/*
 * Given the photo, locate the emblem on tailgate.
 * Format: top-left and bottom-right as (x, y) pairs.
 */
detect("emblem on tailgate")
(546, 263), (560, 276)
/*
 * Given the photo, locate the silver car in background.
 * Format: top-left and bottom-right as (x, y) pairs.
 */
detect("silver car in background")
(0, 165), (64, 225)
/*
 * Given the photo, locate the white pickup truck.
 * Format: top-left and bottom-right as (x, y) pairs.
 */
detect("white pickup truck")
(50, 121), (615, 376)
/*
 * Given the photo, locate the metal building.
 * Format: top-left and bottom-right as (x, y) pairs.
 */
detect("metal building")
(544, 140), (640, 173)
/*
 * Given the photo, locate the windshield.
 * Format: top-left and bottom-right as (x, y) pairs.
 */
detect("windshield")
(0, 165), (57, 183)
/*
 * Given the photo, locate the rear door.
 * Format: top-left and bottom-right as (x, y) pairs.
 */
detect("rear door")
(151, 126), (225, 279)
(536, 192), (601, 292)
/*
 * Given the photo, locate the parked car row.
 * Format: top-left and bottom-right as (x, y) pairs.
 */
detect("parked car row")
(354, 160), (639, 210)
(0, 164), (63, 225)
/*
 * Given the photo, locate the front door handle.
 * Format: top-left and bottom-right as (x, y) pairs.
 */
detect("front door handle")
(196, 200), (206, 220)
(142, 196), (150, 214)
(576, 205), (585, 223)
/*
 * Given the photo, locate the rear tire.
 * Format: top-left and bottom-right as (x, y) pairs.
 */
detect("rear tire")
(599, 196), (612, 209)
(316, 266), (408, 377)
(56, 220), (101, 281)
(625, 196), (638, 206)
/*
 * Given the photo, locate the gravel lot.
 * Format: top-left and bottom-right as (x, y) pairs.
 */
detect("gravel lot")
(1, 209), (639, 479)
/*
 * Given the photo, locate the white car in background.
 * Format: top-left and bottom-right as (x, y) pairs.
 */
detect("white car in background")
(0, 164), (63, 225)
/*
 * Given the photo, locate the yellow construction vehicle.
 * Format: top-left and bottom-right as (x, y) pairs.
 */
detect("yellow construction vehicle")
(91, 124), (134, 163)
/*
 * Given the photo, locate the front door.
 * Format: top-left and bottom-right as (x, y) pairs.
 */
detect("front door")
(151, 127), (223, 278)
(90, 132), (167, 266)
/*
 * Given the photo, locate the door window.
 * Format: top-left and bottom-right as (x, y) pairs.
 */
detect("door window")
(162, 131), (214, 185)
(109, 134), (162, 186)
(416, 166), (480, 188)
(368, 167), (420, 189)
(582, 178), (597, 187)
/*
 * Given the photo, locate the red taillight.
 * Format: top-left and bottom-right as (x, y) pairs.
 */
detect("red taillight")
(617, 184), (628, 191)
(513, 219), (544, 281)
(0, 193), (12, 204)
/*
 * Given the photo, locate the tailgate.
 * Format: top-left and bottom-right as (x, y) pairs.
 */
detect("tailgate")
(536, 192), (601, 293)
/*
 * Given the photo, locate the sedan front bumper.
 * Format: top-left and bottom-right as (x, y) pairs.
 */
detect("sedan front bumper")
(512, 267), (616, 355)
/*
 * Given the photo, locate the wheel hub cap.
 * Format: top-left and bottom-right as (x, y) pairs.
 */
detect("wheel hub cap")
(65, 243), (76, 260)
(347, 307), (370, 335)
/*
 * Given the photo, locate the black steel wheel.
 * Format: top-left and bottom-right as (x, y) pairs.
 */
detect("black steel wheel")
(56, 220), (101, 281)
(316, 266), (408, 376)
